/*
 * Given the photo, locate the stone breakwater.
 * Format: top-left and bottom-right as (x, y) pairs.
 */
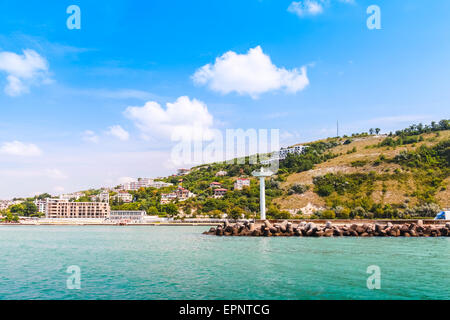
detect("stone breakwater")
(203, 220), (450, 237)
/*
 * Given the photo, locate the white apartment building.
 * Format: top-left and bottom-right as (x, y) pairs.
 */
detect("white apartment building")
(34, 199), (48, 213)
(112, 191), (133, 203)
(0, 200), (23, 210)
(148, 181), (173, 189)
(279, 146), (308, 159)
(121, 178), (172, 191)
(59, 192), (85, 201)
(90, 192), (110, 203)
(234, 178), (250, 190)
(260, 146), (308, 164)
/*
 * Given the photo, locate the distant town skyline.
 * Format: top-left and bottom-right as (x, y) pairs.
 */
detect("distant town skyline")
(1, 0), (449, 198)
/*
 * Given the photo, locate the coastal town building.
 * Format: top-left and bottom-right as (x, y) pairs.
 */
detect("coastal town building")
(59, 192), (84, 201)
(215, 170), (227, 177)
(121, 178), (173, 191)
(209, 182), (222, 188)
(160, 193), (177, 204)
(279, 146), (308, 159)
(234, 178), (250, 190)
(213, 188), (228, 198)
(177, 168), (191, 176)
(90, 191), (110, 203)
(34, 199), (48, 213)
(45, 199), (110, 219)
(160, 186), (195, 204)
(0, 199), (24, 210)
(260, 145), (308, 165)
(121, 178), (152, 191)
(148, 181), (173, 189)
(109, 210), (146, 223)
(112, 191), (133, 203)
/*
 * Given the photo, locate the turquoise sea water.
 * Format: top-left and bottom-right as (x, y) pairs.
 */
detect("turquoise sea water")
(0, 225), (448, 300)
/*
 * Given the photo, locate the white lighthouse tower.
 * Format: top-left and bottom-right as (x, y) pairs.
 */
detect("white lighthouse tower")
(252, 167), (274, 220)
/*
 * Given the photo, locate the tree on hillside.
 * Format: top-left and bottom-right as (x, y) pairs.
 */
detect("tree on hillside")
(375, 128), (380, 134)
(228, 207), (245, 220)
(163, 203), (178, 218)
(9, 201), (38, 217)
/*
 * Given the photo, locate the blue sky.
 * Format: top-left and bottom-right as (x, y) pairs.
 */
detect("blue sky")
(0, 0), (449, 198)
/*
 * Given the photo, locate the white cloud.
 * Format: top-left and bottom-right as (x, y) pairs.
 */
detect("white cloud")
(192, 46), (309, 99)
(0, 141), (42, 157)
(0, 49), (50, 96)
(288, 0), (354, 18)
(288, 1), (324, 17)
(107, 125), (130, 141)
(82, 130), (99, 143)
(125, 96), (216, 141)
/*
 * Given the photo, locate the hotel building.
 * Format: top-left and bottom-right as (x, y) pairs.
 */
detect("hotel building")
(45, 199), (110, 219)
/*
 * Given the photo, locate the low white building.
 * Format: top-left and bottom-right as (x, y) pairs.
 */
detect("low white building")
(261, 146), (308, 165)
(109, 210), (146, 222)
(112, 192), (133, 203)
(234, 178), (250, 190)
(148, 181), (173, 189)
(90, 192), (110, 203)
(160, 186), (195, 204)
(59, 192), (84, 201)
(215, 170), (228, 177)
(213, 188), (228, 198)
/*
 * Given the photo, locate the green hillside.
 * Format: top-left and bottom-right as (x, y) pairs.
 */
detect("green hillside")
(111, 119), (449, 220)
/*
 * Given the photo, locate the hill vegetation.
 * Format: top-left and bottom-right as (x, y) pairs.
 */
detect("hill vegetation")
(108, 119), (449, 220)
(2, 119), (448, 221)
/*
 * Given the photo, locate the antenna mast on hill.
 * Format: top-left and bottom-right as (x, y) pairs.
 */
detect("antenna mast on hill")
(337, 120), (339, 137)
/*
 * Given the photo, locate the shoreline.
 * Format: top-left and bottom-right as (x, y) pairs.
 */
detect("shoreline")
(0, 218), (448, 227)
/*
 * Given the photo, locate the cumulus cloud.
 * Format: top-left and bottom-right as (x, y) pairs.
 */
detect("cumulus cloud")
(107, 125), (130, 141)
(288, 0), (354, 17)
(192, 46), (309, 99)
(125, 96), (215, 141)
(0, 141), (42, 157)
(0, 49), (50, 96)
(82, 130), (99, 143)
(288, 0), (324, 16)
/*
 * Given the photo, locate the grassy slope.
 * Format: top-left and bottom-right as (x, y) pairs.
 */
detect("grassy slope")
(274, 130), (450, 212)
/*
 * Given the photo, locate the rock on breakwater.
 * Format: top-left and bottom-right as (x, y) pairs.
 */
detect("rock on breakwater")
(203, 220), (450, 237)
